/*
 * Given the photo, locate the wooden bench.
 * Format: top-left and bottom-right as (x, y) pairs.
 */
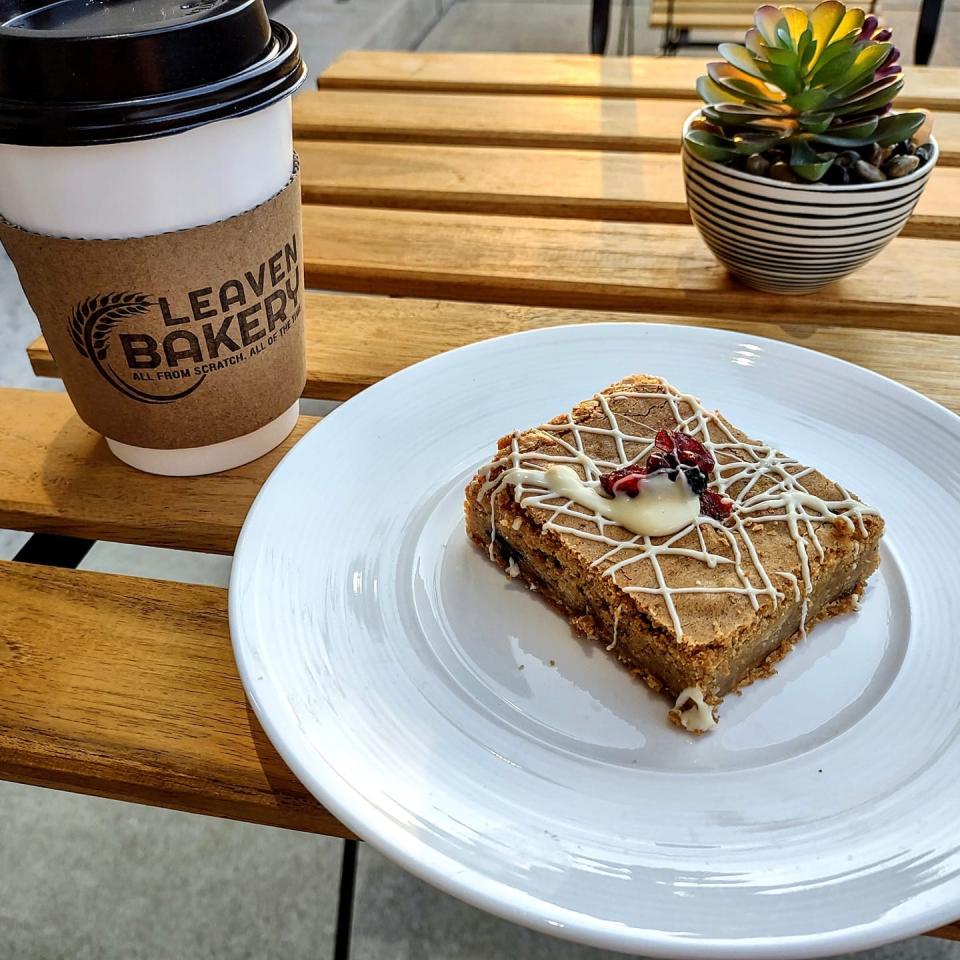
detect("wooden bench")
(286, 140), (960, 239)
(647, 0), (876, 53)
(13, 298), (960, 548)
(292, 89), (960, 163)
(316, 52), (960, 112)
(649, 0), (822, 30)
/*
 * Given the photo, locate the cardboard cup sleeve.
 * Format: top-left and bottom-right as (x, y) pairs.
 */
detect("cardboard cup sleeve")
(0, 157), (306, 449)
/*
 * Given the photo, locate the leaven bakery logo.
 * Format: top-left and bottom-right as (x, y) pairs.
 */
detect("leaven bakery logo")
(67, 235), (301, 403)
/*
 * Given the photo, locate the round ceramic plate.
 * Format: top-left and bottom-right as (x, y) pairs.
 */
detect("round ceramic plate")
(230, 324), (960, 959)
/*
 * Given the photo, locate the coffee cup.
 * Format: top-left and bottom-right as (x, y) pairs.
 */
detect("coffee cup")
(0, 0), (308, 475)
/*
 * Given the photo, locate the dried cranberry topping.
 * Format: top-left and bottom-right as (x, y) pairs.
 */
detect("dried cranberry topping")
(700, 489), (734, 521)
(599, 429), (733, 523)
(599, 464), (647, 497)
(657, 429), (716, 475)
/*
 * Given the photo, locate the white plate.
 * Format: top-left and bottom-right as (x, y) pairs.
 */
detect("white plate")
(230, 324), (960, 959)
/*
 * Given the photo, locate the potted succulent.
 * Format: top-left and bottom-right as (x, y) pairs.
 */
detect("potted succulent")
(682, 1), (938, 293)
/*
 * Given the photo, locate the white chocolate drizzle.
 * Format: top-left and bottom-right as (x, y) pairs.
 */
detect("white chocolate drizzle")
(479, 379), (877, 641)
(529, 464), (700, 538)
(674, 687), (717, 733)
(607, 604), (623, 652)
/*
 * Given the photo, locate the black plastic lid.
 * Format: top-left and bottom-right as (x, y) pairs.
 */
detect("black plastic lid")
(0, 0), (306, 145)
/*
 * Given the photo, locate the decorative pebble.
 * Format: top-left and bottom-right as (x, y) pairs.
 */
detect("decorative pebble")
(912, 109), (934, 146)
(768, 161), (797, 182)
(822, 163), (851, 185)
(745, 153), (770, 176)
(916, 143), (934, 164)
(836, 150), (861, 169)
(690, 118), (721, 135)
(867, 143), (894, 167)
(855, 159), (887, 183)
(885, 154), (920, 178)
(893, 139), (917, 157)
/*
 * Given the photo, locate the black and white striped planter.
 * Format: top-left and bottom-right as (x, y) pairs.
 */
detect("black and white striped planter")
(682, 111), (939, 294)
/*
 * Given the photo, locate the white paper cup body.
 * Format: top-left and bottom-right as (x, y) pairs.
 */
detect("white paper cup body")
(0, 97), (299, 475)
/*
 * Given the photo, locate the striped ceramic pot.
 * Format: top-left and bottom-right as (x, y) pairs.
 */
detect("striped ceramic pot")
(682, 111), (939, 294)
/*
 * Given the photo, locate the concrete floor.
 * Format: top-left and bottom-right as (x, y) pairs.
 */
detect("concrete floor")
(2, 0), (960, 957)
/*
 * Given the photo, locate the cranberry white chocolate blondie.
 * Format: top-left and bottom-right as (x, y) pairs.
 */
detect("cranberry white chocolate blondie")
(464, 375), (883, 733)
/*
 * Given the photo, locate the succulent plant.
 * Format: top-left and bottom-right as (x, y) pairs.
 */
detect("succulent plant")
(684, 2), (928, 183)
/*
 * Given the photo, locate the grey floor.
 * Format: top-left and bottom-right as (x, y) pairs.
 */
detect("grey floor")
(3, 0), (960, 957)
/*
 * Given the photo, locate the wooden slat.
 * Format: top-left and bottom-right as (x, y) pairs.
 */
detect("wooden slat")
(317, 52), (960, 112)
(27, 294), (960, 408)
(26, 294), (960, 407)
(15, 295), (960, 551)
(295, 207), (960, 336)
(293, 90), (960, 165)
(649, 12), (770, 29)
(0, 387), (318, 553)
(0, 561), (347, 836)
(649, 0), (817, 6)
(292, 141), (960, 239)
(294, 89), (696, 153)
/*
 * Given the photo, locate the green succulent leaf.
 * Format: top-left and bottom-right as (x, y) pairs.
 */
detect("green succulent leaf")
(808, 117), (882, 147)
(696, 74), (746, 106)
(754, 4), (784, 46)
(763, 44), (800, 66)
(744, 27), (767, 57)
(830, 43), (894, 98)
(748, 116), (801, 136)
(808, 118), (880, 147)
(703, 102), (787, 126)
(834, 6), (866, 40)
(717, 43), (768, 80)
(797, 111), (835, 133)
(830, 75), (904, 115)
(790, 139), (835, 182)
(797, 26), (817, 68)
(807, 0), (846, 67)
(708, 62), (786, 103)
(755, 58), (803, 94)
(776, 18), (795, 50)
(823, 115), (879, 139)
(732, 131), (788, 154)
(809, 33), (856, 79)
(811, 48), (858, 87)
(785, 86), (832, 112)
(684, 129), (740, 162)
(782, 6), (812, 44)
(873, 111), (927, 147)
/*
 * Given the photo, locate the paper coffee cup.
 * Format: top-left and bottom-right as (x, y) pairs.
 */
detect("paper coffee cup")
(0, 0), (308, 475)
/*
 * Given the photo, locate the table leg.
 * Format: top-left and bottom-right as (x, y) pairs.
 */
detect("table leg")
(590, 0), (611, 54)
(333, 838), (359, 960)
(13, 533), (95, 568)
(915, 0), (944, 65)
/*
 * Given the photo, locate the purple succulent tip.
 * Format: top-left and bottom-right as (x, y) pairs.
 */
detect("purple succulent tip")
(857, 15), (879, 40)
(876, 64), (902, 79)
(874, 28), (892, 42)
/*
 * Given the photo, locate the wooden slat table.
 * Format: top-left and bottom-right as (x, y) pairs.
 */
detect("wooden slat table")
(292, 141), (960, 238)
(317, 51), (960, 111)
(5, 50), (960, 947)
(293, 89), (960, 162)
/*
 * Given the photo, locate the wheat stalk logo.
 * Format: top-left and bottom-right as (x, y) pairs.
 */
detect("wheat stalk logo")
(69, 292), (204, 404)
